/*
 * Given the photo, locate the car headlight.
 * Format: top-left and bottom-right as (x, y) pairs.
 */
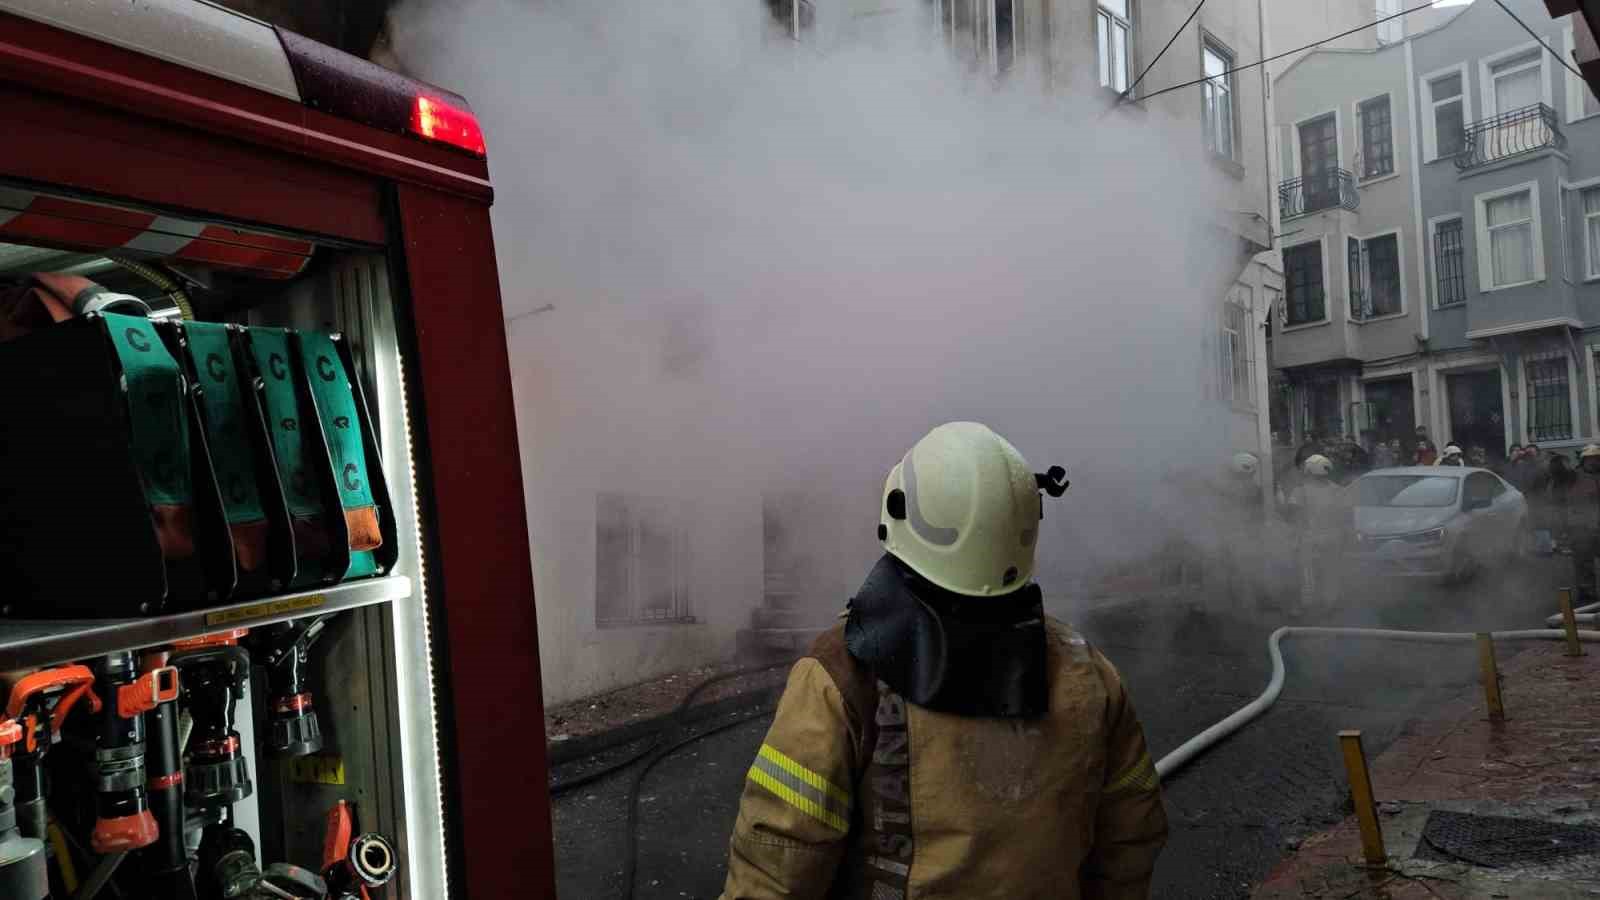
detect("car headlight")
(1405, 528), (1445, 545)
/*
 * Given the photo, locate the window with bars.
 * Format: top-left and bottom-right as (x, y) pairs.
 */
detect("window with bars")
(1433, 217), (1466, 306)
(1284, 242), (1325, 325)
(595, 493), (694, 626)
(1220, 291), (1255, 407)
(1359, 95), (1394, 179)
(1525, 355), (1573, 442)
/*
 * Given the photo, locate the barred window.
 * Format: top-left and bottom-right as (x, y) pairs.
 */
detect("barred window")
(596, 493), (694, 626)
(1220, 290), (1255, 407)
(1434, 217), (1466, 306)
(1525, 355), (1572, 442)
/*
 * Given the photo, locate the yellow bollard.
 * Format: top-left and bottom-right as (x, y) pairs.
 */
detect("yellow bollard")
(1338, 730), (1386, 865)
(1559, 588), (1585, 656)
(1476, 633), (1505, 722)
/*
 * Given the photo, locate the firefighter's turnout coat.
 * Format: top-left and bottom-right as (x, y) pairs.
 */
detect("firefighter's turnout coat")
(719, 620), (1168, 900)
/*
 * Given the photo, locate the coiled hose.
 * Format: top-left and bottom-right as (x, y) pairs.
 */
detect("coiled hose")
(1155, 626), (1600, 779)
(108, 256), (195, 320)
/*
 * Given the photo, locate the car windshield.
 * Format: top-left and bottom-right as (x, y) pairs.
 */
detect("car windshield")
(1357, 475), (1460, 508)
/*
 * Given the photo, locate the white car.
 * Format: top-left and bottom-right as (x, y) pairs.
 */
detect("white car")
(1345, 466), (1528, 581)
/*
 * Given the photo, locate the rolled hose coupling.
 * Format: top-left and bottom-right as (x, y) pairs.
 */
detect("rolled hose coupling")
(348, 832), (397, 887)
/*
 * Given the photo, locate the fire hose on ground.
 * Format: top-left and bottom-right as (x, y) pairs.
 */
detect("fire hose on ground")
(1155, 625), (1600, 779)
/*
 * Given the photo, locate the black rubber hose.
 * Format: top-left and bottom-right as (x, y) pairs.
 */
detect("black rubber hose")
(548, 661), (789, 797)
(619, 705), (777, 900)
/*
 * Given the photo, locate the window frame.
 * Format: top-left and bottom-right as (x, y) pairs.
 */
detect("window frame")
(594, 492), (696, 628)
(1479, 40), (1552, 122)
(1375, 0), (1403, 44)
(1095, 0), (1135, 95)
(1200, 35), (1237, 161)
(932, 0), (1021, 75)
(1578, 182), (1600, 282)
(1427, 212), (1468, 309)
(1290, 107), (1343, 180)
(1519, 351), (1578, 445)
(1584, 343), (1600, 439)
(1346, 228), (1406, 322)
(1354, 92), (1396, 182)
(1566, 24), (1600, 123)
(1220, 286), (1256, 410)
(1282, 236), (1329, 329)
(1421, 62), (1470, 163)
(1473, 181), (1545, 291)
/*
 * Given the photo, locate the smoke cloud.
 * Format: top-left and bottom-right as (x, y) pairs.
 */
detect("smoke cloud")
(390, 0), (1263, 695)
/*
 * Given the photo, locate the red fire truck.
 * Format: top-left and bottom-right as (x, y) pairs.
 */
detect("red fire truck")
(0, 1), (553, 897)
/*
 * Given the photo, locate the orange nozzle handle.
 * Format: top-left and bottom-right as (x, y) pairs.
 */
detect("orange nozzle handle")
(90, 809), (159, 853)
(116, 666), (179, 718)
(0, 719), (21, 758)
(323, 800), (355, 871)
(172, 629), (249, 650)
(6, 665), (103, 751)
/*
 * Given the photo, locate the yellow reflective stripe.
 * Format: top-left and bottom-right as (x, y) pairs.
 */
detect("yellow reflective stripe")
(1105, 752), (1158, 796)
(757, 743), (851, 807)
(748, 767), (850, 833)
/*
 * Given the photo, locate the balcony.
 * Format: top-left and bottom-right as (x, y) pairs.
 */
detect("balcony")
(1279, 169), (1358, 219)
(1454, 103), (1565, 171)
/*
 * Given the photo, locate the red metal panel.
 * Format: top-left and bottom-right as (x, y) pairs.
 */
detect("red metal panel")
(3, 79), (385, 245)
(0, 11), (491, 205)
(394, 182), (555, 898)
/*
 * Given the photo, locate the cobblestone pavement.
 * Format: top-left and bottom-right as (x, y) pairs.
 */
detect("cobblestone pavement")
(1253, 641), (1600, 899)
(547, 555), (1571, 899)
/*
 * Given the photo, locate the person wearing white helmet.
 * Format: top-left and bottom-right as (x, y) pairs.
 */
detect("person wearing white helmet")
(721, 423), (1167, 900)
(1287, 454), (1346, 615)
(1435, 445), (1465, 467)
(1569, 444), (1600, 605)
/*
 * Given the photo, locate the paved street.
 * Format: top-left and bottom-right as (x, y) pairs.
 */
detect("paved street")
(549, 552), (1573, 899)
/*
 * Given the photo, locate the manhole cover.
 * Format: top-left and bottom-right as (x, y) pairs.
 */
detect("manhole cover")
(1415, 810), (1600, 869)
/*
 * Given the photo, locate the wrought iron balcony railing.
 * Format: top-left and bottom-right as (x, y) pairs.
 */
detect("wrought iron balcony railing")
(1453, 103), (1565, 170)
(1279, 169), (1359, 219)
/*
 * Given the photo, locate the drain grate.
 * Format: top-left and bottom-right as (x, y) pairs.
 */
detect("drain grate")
(1414, 811), (1600, 869)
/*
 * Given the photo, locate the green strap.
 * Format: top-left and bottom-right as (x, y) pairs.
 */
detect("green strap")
(183, 322), (265, 525)
(298, 331), (379, 579)
(247, 327), (322, 520)
(103, 313), (191, 508)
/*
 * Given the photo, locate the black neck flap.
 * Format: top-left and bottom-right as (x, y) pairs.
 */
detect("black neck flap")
(844, 554), (1048, 719)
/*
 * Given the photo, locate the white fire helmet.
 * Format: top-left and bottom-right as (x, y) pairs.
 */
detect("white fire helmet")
(879, 422), (1045, 598)
(1442, 444), (1463, 459)
(1303, 454), (1334, 477)
(1232, 452), (1260, 477)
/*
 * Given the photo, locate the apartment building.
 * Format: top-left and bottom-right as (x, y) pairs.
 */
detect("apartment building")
(1269, 0), (1600, 463)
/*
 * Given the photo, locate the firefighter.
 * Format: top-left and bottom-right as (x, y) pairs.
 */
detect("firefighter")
(1435, 444), (1465, 467)
(1289, 454), (1345, 616)
(719, 423), (1167, 900)
(1571, 445), (1600, 606)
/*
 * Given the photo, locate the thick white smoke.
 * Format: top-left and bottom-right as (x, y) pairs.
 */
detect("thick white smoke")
(390, 0), (1258, 697)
